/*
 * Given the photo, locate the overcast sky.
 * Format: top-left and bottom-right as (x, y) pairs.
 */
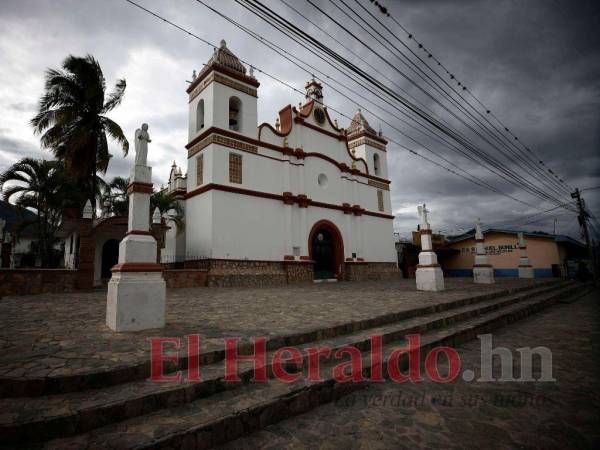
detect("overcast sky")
(1, 0), (598, 240)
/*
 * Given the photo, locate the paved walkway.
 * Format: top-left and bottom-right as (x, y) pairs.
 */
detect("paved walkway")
(0, 279), (545, 380)
(219, 291), (600, 450)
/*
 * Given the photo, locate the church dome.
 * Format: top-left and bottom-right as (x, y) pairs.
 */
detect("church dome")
(346, 108), (377, 138)
(201, 39), (248, 77)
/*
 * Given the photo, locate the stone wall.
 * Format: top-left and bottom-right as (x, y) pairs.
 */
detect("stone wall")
(284, 261), (314, 283)
(163, 269), (208, 288)
(0, 269), (79, 296)
(206, 259), (288, 287)
(344, 262), (400, 281)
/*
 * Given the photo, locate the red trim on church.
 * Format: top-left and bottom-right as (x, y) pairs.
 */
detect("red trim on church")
(184, 183), (394, 219)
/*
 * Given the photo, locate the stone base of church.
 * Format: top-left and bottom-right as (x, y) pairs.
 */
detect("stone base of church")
(207, 259), (288, 287)
(344, 261), (400, 281)
(164, 258), (400, 287)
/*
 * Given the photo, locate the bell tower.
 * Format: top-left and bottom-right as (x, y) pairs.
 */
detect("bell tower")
(186, 39), (260, 142)
(346, 109), (388, 179)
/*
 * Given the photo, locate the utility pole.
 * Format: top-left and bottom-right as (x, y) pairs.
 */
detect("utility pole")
(571, 188), (596, 280)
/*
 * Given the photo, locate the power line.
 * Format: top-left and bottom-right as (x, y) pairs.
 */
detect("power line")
(244, 0), (574, 208)
(308, 0), (572, 204)
(344, 0), (573, 200)
(581, 186), (600, 193)
(369, 0), (574, 192)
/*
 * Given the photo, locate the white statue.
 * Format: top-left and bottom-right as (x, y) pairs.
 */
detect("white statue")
(417, 203), (429, 227)
(134, 123), (151, 166)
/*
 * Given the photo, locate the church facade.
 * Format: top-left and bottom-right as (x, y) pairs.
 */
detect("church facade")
(163, 40), (398, 285)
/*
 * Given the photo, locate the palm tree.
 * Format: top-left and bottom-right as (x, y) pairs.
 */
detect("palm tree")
(150, 190), (184, 232)
(31, 54), (129, 211)
(100, 176), (129, 216)
(0, 158), (64, 266)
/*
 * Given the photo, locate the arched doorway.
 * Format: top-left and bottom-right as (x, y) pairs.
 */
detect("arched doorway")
(101, 239), (120, 279)
(309, 220), (344, 280)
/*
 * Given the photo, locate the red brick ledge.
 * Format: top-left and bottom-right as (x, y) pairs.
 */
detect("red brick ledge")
(112, 263), (164, 273)
(127, 182), (153, 194)
(126, 230), (153, 236)
(473, 264), (493, 268)
(416, 264), (441, 268)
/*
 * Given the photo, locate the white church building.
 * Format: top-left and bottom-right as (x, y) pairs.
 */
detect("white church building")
(161, 40), (399, 285)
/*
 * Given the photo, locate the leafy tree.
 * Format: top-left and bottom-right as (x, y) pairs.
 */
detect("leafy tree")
(150, 190), (184, 232)
(0, 158), (64, 266)
(100, 176), (129, 217)
(31, 54), (129, 211)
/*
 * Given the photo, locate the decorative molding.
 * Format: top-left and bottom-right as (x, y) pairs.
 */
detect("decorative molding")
(185, 126), (390, 185)
(188, 133), (258, 158)
(187, 63), (259, 97)
(348, 137), (387, 151)
(347, 130), (388, 145)
(184, 183), (394, 219)
(368, 179), (389, 191)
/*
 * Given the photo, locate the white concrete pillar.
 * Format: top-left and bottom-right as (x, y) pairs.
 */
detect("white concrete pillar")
(472, 218), (494, 284)
(415, 204), (444, 291)
(517, 232), (534, 278)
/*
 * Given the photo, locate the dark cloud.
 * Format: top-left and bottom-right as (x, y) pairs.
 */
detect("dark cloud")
(0, 0), (598, 240)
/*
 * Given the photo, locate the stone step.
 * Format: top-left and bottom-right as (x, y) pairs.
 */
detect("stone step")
(35, 282), (594, 450)
(0, 280), (578, 444)
(0, 279), (567, 398)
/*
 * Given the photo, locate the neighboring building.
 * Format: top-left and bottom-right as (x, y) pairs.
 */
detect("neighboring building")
(161, 40), (398, 284)
(57, 212), (128, 285)
(444, 229), (587, 278)
(0, 200), (39, 268)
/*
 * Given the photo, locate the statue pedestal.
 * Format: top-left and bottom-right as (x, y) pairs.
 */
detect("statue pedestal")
(473, 251), (494, 284)
(518, 246), (534, 278)
(106, 159), (166, 332)
(107, 270), (165, 331)
(473, 265), (495, 284)
(518, 260), (534, 278)
(416, 251), (445, 291)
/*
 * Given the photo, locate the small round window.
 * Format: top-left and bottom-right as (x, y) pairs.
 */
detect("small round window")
(318, 173), (328, 188)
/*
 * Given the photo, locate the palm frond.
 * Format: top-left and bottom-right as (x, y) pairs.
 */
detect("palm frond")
(103, 79), (126, 112)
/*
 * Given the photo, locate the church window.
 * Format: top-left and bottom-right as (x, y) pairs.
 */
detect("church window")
(373, 153), (380, 176)
(229, 96), (242, 131)
(229, 152), (242, 184)
(377, 190), (384, 212)
(196, 154), (203, 186)
(196, 99), (204, 131)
